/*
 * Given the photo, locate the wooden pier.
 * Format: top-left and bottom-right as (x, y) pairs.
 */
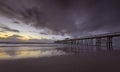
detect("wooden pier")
(55, 32), (120, 51)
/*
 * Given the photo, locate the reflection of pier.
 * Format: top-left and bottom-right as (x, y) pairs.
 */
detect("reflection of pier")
(55, 32), (120, 52)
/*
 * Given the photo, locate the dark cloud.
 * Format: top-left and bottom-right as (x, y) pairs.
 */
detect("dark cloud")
(40, 32), (48, 35)
(1, 26), (20, 33)
(8, 35), (22, 39)
(0, 30), (5, 32)
(0, 34), (53, 43)
(0, 0), (120, 36)
(0, 35), (21, 42)
(13, 21), (20, 24)
(27, 39), (54, 43)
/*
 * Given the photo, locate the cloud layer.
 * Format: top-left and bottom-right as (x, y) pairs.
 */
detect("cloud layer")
(0, 26), (20, 33)
(0, 0), (120, 37)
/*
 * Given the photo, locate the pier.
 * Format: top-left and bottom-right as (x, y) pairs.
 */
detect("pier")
(55, 32), (120, 52)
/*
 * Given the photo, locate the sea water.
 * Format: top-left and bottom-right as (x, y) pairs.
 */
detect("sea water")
(0, 44), (66, 59)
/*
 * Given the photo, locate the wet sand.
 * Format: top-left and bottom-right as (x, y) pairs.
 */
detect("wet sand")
(0, 52), (120, 72)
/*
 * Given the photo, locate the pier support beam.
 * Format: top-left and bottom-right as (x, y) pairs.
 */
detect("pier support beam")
(96, 38), (102, 51)
(106, 37), (113, 51)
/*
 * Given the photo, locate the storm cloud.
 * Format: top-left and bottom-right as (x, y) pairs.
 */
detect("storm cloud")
(0, 26), (20, 33)
(0, 0), (120, 36)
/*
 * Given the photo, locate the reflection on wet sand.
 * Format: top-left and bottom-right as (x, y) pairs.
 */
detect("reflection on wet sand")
(58, 44), (120, 54)
(0, 47), (66, 59)
(15, 47), (43, 58)
(0, 49), (11, 59)
(0, 44), (119, 60)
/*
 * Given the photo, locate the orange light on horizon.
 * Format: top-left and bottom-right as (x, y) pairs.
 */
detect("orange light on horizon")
(17, 36), (31, 41)
(0, 31), (52, 41)
(0, 32), (13, 38)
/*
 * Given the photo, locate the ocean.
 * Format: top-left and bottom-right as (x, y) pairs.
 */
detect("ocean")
(0, 44), (120, 72)
(0, 44), (67, 59)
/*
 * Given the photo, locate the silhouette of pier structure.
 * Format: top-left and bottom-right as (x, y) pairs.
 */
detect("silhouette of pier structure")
(55, 32), (120, 52)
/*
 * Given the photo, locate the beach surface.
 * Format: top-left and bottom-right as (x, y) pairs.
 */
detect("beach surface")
(0, 52), (120, 72)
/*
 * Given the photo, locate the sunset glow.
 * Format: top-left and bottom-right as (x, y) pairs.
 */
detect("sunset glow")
(0, 32), (14, 38)
(0, 31), (52, 41)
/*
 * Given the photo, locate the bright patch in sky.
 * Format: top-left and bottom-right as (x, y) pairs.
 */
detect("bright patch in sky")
(0, 15), (70, 41)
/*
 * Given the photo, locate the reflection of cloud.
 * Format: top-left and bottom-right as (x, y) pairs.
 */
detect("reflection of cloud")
(0, 47), (66, 59)
(15, 47), (66, 59)
(0, 49), (11, 59)
(15, 47), (43, 58)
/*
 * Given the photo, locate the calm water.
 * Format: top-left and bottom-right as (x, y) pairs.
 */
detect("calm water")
(0, 44), (120, 72)
(0, 44), (67, 59)
(0, 44), (120, 60)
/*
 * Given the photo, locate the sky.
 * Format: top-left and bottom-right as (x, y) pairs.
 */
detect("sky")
(0, 0), (120, 42)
